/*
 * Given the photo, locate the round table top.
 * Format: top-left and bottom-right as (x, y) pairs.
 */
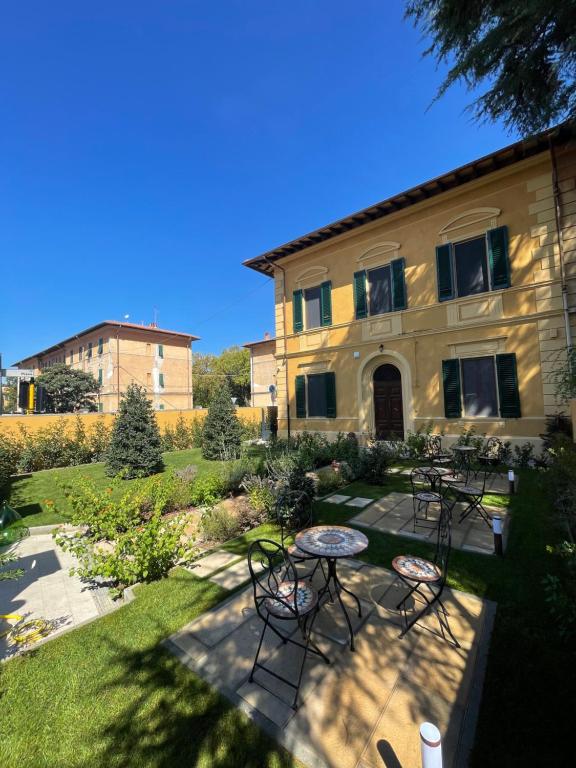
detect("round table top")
(452, 445), (477, 452)
(415, 466), (452, 476)
(295, 525), (369, 559)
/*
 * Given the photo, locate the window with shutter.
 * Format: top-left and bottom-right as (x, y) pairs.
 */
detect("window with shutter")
(159, 373), (165, 388)
(442, 359), (462, 418)
(158, 344), (164, 358)
(353, 270), (368, 319)
(98, 338), (103, 355)
(295, 375), (306, 417)
(87, 342), (93, 358)
(320, 281), (332, 327)
(488, 226), (511, 289)
(496, 353), (521, 417)
(436, 244), (454, 302)
(325, 372), (336, 418)
(293, 290), (304, 333)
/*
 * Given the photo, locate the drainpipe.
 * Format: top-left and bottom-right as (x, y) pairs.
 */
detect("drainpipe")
(549, 136), (572, 352)
(263, 254), (290, 439)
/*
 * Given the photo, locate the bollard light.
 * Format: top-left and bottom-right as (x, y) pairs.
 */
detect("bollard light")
(493, 515), (503, 556)
(420, 722), (443, 768)
(508, 469), (515, 495)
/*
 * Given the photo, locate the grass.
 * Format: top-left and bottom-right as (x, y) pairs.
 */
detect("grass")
(0, 569), (296, 768)
(1, 463), (573, 766)
(4, 449), (225, 527)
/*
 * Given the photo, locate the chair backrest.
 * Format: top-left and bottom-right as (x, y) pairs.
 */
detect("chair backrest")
(410, 466), (440, 495)
(484, 437), (504, 460)
(433, 502), (452, 582)
(247, 539), (301, 619)
(275, 488), (312, 548)
(425, 434), (443, 458)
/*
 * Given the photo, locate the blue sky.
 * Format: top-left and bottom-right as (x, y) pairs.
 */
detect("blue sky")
(0, 1), (518, 365)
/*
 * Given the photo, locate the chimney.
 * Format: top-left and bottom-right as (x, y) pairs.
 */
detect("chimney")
(264, 331), (270, 341)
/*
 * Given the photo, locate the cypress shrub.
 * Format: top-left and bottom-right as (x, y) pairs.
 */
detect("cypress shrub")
(201, 381), (242, 461)
(106, 384), (164, 478)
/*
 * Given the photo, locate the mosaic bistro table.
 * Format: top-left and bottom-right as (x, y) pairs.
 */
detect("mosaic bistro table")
(295, 525), (369, 651)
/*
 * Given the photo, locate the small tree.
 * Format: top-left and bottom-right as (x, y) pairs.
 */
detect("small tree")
(106, 384), (164, 478)
(36, 363), (100, 413)
(201, 381), (242, 461)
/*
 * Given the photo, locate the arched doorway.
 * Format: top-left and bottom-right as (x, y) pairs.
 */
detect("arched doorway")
(373, 364), (404, 439)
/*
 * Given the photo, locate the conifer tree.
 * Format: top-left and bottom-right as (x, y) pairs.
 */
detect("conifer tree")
(201, 380), (242, 460)
(106, 384), (164, 478)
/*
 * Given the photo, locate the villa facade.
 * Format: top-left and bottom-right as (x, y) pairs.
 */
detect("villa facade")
(245, 125), (576, 447)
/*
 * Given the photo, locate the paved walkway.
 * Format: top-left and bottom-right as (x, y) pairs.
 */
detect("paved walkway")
(346, 492), (508, 555)
(167, 559), (494, 768)
(0, 533), (108, 660)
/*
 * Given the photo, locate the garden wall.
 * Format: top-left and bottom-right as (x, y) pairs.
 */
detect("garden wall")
(0, 407), (264, 436)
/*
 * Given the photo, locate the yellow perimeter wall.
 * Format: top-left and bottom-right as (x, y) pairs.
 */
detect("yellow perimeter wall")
(0, 408), (263, 436)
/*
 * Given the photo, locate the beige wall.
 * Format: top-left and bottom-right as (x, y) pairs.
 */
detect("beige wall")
(0, 407), (263, 437)
(270, 145), (576, 447)
(248, 340), (277, 407)
(18, 325), (195, 413)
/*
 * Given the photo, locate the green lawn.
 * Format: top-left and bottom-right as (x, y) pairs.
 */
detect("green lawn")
(0, 465), (572, 766)
(4, 449), (223, 527)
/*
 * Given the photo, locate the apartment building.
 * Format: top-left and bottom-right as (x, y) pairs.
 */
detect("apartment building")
(14, 321), (199, 412)
(244, 124), (576, 447)
(244, 333), (277, 407)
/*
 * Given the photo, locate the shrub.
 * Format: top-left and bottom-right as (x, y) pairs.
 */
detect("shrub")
(293, 432), (331, 470)
(455, 426), (485, 451)
(241, 474), (276, 515)
(189, 473), (226, 507)
(221, 457), (260, 495)
(0, 445), (15, 494)
(174, 464), (198, 484)
(403, 422), (435, 458)
(201, 382), (242, 460)
(238, 417), (261, 441)
(359, 441), (391, 485)
(513, 441), (535, 468)
(89, 419), (111, 461)
(199, 505), (241, 542)
(55, 473), (193, 596)
(316, 470), (345, 497)
(106, 384), (164, 479)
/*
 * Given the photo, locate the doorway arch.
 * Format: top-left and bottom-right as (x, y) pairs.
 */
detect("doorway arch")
(357, 349), (414, 439)
(373, 364), (404, 439)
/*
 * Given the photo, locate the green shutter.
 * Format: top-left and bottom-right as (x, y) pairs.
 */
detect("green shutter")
(391, 258), (407, 311)
(159, 373), (165, 388)
(442, 359), (462, 418)
(98, 369), (103, 385)
(325, 372), (336, 418)
(295, 375), (306, 417)
(436, 244), (454, 302)
(293, 290), (304, 333)
(158, 344), (164, 358)
(496, 353), (521, 418)
(353, 270), (367, 319)
(88, 342), (92, 358)
(98, 337), (103, 354)
(320, 281), (332, 327)
(488, 226), (511, 290)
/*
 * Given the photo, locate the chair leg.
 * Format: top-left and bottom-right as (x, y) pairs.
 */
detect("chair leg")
(249, 616), (269, 683)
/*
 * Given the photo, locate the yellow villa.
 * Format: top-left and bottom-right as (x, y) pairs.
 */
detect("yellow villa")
(244, 124), (576, 448)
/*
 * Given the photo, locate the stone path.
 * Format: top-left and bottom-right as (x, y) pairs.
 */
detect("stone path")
(167, 560), (495, 768)
(325, 491), (509, 555)
(186, 549), (251, 590)
(0, 533), (107, 660)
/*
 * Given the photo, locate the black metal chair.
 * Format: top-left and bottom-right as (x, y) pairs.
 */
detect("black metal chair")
(410, 467), (443, 531)
(424, 435), (451, 467)
(247, 539), (330, 709)
(477, 437), (506, 484)
(449, 469), (492, 527)
(392, 501), (459, 647)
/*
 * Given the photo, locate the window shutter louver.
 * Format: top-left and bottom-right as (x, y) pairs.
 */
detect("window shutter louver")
(295, 375), (306, 417)
(442, 359), (462, 418)
(320, 281), (332, 327)
(353, 270), (367, 319)
(391, 257), (407, 311)
(325, 372), (336, 418)
(488, 226), (511, 290)
(496, 353), (521, 418)
(436, 244), (454, 302)
(293, 290), (304, 333)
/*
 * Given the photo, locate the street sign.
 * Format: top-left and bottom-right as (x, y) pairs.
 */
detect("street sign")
(1, 368), (34, 377)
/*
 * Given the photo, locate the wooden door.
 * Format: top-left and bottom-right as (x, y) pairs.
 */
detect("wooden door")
(373, 364), (404, 439)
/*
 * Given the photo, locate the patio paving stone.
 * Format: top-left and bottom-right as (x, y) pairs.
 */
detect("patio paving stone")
(208, 558), (251, 590)
(187, 550), (240, 579)
(344, 497), (373, 508)
(349, 505), (386, 526)
(324, 494), (352, 505)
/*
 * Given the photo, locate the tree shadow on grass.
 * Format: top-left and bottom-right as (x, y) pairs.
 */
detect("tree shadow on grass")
(92, 635), (295, 768)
